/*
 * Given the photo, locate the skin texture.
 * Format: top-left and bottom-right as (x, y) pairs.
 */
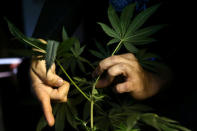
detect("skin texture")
(30, 60), (70, 126)
(30, 39), (70, 126)
(30, 40), (162, 126)
(95, 53), (161, 100)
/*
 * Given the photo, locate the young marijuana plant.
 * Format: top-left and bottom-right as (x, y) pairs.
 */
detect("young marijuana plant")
(6, 3), (191, 131)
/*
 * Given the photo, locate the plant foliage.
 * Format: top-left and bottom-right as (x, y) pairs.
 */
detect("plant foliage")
(6, 3), (191, 131)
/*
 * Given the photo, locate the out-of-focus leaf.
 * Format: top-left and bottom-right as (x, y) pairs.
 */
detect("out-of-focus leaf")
(62, 26), (68, 41)
(75, 117), (90, 131)
(126, 113), (140, 130)
(57, 38), (75, 58)
(67, 100), (78, 116)
(166, 123), (191, 131)
(68, 95), (86, 106)
(65, 104), (79, 129)
(36, 116), (47, 131)
(70, 58), (76, 75)
(78, 56), (95, 69)
(73, 77), (89, 85)
(98, 22), (119, 38)
(95, 41), (106, 54)
(94, 95), (105, 102)
(83, 101), (91, 120)
(123, 42), (138, 53)
(124, 104), (153, 112)
(89, 50), (104, 59)
(78, 46), (86, 56)
(158, 123), (179, 131)
(136, 49), (161, 61)
(132, 25), (165, 38)
(94, 115), (110, 131)
(140, 113), (161, 131)
(55, 104), (66, 131)
(77, 60), (86, 73)
(115, 123), (140, 131)
(159, 117), (179, 124)
(71, 40), (85, 57)
(45, 40), (59, 73)
(107, 38), (120, 46)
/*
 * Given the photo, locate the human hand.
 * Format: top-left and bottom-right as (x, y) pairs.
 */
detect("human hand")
(94, 53), (160, 100)
(30, 40), (70, 127)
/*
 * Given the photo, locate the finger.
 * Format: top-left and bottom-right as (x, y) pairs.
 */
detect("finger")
(45, 72), (64, 87)
(31, 60), (63, 87)
(31, 70), (70, 102)
(98, 55), (137, 74)
(116, 82), (132, 93)
(96, 74), (114, 88)
(49, 81), (70, 102)
(41, 96), (55, 127)
(119, 53), (137, 61)
(108, 63), (133, 77)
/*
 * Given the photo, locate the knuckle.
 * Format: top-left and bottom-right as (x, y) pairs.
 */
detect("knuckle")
(127, 53), (135, 58)
(98, 61), (103, 68)
(64, 81), (70, 87)
(132, 61), (139, 67)
(127, 53), (137, 61)
(110, 55), (119, 61)
(45, 75), (56, 85)
(120, 63), (127, 68)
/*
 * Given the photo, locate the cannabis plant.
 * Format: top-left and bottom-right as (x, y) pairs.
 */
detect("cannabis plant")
(6, 3), (191, 131)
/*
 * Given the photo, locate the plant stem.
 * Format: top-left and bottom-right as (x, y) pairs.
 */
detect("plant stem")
(90, 75), (101, 130)
(90, 40), (123, 130)
(56, 60), (91, 102)
(111, 40), (123, 56)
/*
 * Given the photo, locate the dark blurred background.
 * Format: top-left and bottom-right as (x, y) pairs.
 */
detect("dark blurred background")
(0, 0), (196, 131)
(0, 0), (45, 131)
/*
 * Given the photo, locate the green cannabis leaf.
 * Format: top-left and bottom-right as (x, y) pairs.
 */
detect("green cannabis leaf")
(5, 18), (46, 51)
(55, 104), (67, 131)
(6, 2), (191, 131)
(89, 41), (110, 59)
(62, 26), (69, 41)
(45, 40), (59, 73)
(140, 113), (191, 131)
(98, 3), (163, 54)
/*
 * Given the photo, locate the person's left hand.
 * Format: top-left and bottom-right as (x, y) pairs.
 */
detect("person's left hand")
(94, 53), (160, 100)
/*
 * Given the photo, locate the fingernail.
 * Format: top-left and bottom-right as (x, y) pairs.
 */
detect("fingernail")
(56, 79), (63, 87)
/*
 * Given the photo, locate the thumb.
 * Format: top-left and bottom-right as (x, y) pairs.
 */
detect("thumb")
(45, 72), (64, 87)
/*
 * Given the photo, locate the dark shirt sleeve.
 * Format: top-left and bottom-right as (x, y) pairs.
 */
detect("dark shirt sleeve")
(32, 0), (84, 41)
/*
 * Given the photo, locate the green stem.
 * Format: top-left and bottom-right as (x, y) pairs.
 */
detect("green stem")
(112, 40), (123, 56)
(90, 40), (123, 130)
(90, 96), (94, 130)
(90, 75), (101, 130)
(56, 60), (91, 102)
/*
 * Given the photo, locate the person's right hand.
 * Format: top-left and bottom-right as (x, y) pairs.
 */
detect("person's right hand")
(30, 40), (70, 127)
